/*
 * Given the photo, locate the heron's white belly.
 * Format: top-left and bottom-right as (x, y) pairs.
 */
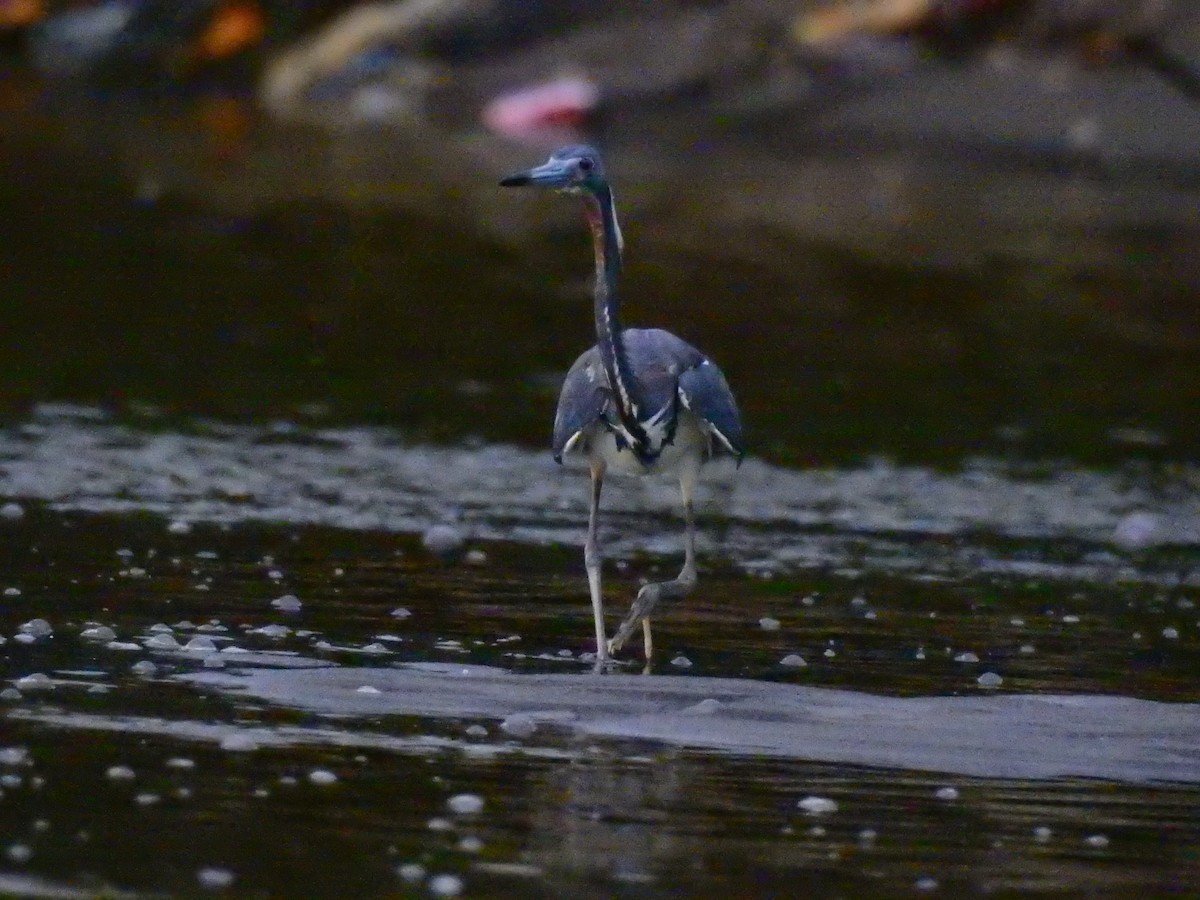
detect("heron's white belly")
(587, 411), (708, 477)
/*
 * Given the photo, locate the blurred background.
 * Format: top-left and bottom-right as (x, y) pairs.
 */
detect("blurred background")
(4, 0), (1200, 466)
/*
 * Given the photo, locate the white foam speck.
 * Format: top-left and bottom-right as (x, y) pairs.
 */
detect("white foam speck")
(428, 874), (464, 897)
(271, 594), (302, 613)
(196, 866), (236, 889)
(797, 796), (838, 814)
(396, 863), (426, 883)
(446, 793), (484, 815)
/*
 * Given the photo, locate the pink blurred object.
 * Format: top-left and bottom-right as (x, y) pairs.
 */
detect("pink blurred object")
(483, 77), (600, 141)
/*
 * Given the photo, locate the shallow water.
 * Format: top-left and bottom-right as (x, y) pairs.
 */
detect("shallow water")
(3, 90), (1200, 897)
(1, 424), (1199, 896)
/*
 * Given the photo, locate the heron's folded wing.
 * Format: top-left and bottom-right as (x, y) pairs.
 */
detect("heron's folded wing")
(552, 349), (609, 462)
(678, 359), (744, 459)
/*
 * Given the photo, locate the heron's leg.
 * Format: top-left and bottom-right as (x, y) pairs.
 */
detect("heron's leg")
(609, 468), (699, 657)
(585, 464), (608, 665)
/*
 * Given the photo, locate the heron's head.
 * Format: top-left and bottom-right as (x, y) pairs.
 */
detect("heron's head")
(500, 145), (606, 195)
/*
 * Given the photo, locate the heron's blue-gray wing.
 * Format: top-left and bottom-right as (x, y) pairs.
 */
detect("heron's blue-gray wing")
(678, 357), (744, 459)
(552, 346), (609, 462)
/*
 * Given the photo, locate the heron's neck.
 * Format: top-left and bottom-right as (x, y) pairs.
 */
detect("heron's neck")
(584, 187), (645, 438)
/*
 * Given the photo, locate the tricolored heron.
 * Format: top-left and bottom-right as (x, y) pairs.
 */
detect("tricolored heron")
(500, 145), (744, 665)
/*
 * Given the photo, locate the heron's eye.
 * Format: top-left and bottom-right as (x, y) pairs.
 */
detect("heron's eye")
(577, 158), (594, 172)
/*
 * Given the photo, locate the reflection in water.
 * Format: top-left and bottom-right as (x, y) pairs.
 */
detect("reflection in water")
(529, 749), (691, 890)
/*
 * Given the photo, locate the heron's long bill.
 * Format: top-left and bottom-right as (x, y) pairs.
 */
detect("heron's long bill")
(499, 158), (575, 189)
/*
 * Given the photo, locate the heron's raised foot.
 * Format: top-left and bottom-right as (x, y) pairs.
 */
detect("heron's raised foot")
(607, 571), (697, 657)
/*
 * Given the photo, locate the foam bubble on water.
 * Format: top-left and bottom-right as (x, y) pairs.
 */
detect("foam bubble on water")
(465, 549), (488, 566)
(3, 587), (20, 597)
(135, 792), (160, 806)
(167, 520), (192, 535)
(196, 867), (235, 889)
(106, 765), (136, 781)
(391, 607), (412, 619)
(1113, 511), (1158, 550)
(0, 502), (25, 521)
(759, 617), (781, 631)
(252, 624), (290, 639)
(131, 660), (157, 677)
(356, 685), (382, 695)
(15, 673), (54, 691)
(106, 641), (141, 651)
(148, 623), (173, 634)
(797, 796), (838, 814)
(465, 724), (488, 738)
(308, 769), (338, 786)
(14, 634), (34, 645)
(1033, 826), (1053, 842)
(935, 786), (959, 801)
(397, 863), (426, 883)
(422, 524), (465, 557)
(81, 626), (117, 642)
(18, 619), (52, 638)
(1, 688), (22, 702)
(446, 793), (484, 815)
(1085, 834), (1110, 848)
(6, 843), (32, 863)
(427, 817), (453, 832)
(185, 636), (218, 653)
(428, 874), (464, 897)
(977, 672), (1003, 688)
(1163, 627), (1180, 640)
(271, 594), (302, 613)
(219, 734), (259, 753)
(915, 876), (939, 892)
(500, 714), (536, 739)
(458, 835), (483, 852)
(144, 634), (181, 651)
(780, 654), (807, 668)
(0, 747), (31, 766)
(682, 698), (721, 715)
(166, 757), (195, 770)
(670, 655), (693, 669)
(954, 651), (979, 663)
